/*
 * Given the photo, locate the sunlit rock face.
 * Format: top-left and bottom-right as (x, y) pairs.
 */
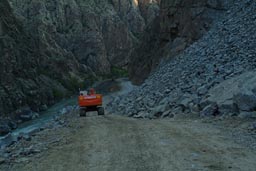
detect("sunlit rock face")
(129, 0), (228, 85)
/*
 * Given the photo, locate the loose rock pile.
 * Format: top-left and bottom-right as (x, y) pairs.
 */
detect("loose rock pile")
(107, 0), (256, 119)
(0, 108), (39, 136)
(201, 72), (256, 118)
(0, 105), (77, 165)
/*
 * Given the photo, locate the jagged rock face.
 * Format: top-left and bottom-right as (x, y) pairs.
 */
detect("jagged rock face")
(159, 0), (225, 42)
(8, 0), (159, 71)
(129, 0), (227, 85)
(0, 0), (91, 115)
(9, 0), (111, 74)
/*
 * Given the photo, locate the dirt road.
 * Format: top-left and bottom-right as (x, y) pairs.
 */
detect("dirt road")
(9, 115), (256, 171)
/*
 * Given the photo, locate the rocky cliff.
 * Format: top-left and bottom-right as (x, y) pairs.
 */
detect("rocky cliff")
(9, 0), (160, 71)
(0, 0), (91, 117)
(129, 0), (228, 84)
(0, 0), (160, 120)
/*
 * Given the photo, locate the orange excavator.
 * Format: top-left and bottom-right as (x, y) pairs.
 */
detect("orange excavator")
(78, 88), (105, 117)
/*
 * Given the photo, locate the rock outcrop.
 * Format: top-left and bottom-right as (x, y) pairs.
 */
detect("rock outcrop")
(129, 0), (228, 84)
(202, 72), (256, 117)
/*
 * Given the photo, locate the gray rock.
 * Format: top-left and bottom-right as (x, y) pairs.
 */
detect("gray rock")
(0, 157), (5, 164)
(0, 134), (18, 148)
(128, 112), (135, 117)
(58, 120), (65, 125)
(28, 128), (41, 136)
(200, 103), (218, 117)
(205, 72), (256, 115)
(233, 92), (256, 112)
(0, 119), (17, 136)
(161, 110), (172, 118)
(18, 133), (32, 141)
(218, 100), (239, 116)
(8, 121), (17, 130)
(252, 87), (256, 95)
(0, 124), (11, 136)
(15, 107), (38, 122)
(59, 108), (68, 115)
(150, 104), (169, 118)
(189, 103), (200, 114)
(159, 97), (169, 106)
(178, 95), (193, 109)
(32, 113), (39, 119)
(197, 86), (208, 95)
(164, 89), (171, 94)
(238, 111), (256, 119)
(136, 96), (143, 102)
(146, 99), (156, 108)
(19, 114), (33, 121)
(171, 106), (184, 115)
(20, 146), (41, 156)
(252, 122), (256, 130)
(40, 104), (48, 111)
(199, 100), (212, 110)
(15, 157), (30, 163)
(133, 111), (148, 119)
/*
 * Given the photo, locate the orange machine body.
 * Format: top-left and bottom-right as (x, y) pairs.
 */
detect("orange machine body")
(78, 93), (103, 107)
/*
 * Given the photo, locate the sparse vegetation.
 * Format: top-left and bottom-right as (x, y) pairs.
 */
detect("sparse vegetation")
(110, 66), (128, 78)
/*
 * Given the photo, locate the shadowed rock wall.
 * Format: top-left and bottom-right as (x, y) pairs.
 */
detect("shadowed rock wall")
(129, 0), (228, 85)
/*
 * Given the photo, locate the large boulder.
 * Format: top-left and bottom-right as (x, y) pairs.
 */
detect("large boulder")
(233, 92), (256, 112)
(204, 71), (256, 115)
